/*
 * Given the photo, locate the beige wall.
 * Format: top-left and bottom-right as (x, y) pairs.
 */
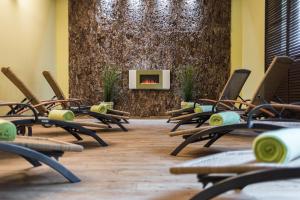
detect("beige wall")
(0, 0), (69, 105)
(231, 0), (265, 99)
(56, 0), (69, 97)
(0, 0), (263, 104)
(231, 0), (242, 73)
(0, 0), (56, 102)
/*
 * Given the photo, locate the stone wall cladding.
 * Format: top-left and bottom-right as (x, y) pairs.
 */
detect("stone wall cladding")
(69, 0), (231, 117)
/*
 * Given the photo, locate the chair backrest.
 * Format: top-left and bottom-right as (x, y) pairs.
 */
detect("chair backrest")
(42, 71), (68, 109)
(275, 59), (300, 103)
(250, 56), (294, 106)
(219, 69), (251, 100)
(1, 67), (48, 115)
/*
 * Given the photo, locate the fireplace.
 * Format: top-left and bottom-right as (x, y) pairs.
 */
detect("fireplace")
(140, 74), (159, 85)
(129, 70), (170, 90)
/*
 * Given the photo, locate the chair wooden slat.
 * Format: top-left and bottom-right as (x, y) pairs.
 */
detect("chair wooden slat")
(1, 136), (84, 152)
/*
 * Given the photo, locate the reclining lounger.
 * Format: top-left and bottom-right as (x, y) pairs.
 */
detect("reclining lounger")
(42, 70), (130, 125)
(170, 103), (300, 156)
(1, 67), (129, 132)
(169, 56), (294, 132)
(167, 69), (251, 132)
(0, 102), (108, 147)
(169, 56), (296, 155)
(170, 150), (300, 200)
(0, 135), (83, 183)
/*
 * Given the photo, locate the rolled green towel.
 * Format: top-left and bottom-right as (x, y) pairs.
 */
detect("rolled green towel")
(253, 128), (300, 163)
(194, 105), (214, 113)
(90, 104), (108, 114)
(209, 111), (240, 126)
(0, 119), (16, 141)
(181, 102), (199, 109)
(48, 110), (75, 121)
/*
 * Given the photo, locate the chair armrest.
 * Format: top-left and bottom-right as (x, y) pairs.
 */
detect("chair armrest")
(17, 99), (82, 115)
(219, 100), (275, 117)
(197, 99), (234, 110)
(0, 102), (39, 122)
(247, 103), (300, 128)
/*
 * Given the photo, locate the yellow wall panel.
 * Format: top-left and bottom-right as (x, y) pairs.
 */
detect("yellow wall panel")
(0, 0), (56, 102)
(56, 0), (69, 97)
(231, 0), (242, 73)
(0, 0), (264, 107)
(231, 0), (265, 99)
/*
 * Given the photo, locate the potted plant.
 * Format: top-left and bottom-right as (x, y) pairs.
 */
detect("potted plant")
(179, 65), (195, 109)
(102, 65), (120, 109)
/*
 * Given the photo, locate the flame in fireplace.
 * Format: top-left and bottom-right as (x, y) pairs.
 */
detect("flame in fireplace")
(141, 79), (159, 84)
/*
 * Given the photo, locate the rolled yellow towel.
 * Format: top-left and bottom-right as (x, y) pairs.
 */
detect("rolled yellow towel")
(90, 104), (108, 114)
(253, 128), (300, 163)
(48, 110), (75, 121)
(194, 105), (214, 113)
(209, 111), (240, 126)
(0, 119), (16, 141)
(181, 102), (199, 109)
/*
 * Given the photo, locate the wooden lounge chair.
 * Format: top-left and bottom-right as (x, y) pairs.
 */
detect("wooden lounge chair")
(167, 69), (251, 132)
(170, 56), (295, 155)
(0, 135), (83, 183)
(170, 150), (300, 200)
(169, 56), (294, 132)
(1, 67), (129, 132)
(0, 101), (108, 147)
(170, 103), (300, 156)
(42, 70), (130, 124)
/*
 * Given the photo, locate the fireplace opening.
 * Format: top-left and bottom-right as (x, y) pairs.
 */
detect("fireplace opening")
(129, 70), (170, 90)
(140, 74), (159, 85)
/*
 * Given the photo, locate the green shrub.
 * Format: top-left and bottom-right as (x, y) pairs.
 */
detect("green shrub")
(179, 66), (195, 102)
(102, 65), (120, 102)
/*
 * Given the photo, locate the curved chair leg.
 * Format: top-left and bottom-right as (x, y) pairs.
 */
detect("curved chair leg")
(203, 131), (231, 147)
(174, 132), (224, 155)
(98, 119), (112, 128)
(62, 127), (83, 141)
(0, 143), (80, 183)
(17, 126), (26, 135)
(171, 138), (192, 156)
(17, 126), (33, 137)
(191, 168), (300, 200)
(89, 133), (109, 147)
(195, 120), (205, 128)
(106, 116), (128, 131)
(98, 116), (127, 131)
(195, 116), (210, 128)
(171, 115), (196, 132)
(86, 111), (128, 132)
(27, 126), (32, 136)
(116, 122), (128, 132)
(69, 126), (108, 147)
(170, 122), (183, 132)
(73, 125), (108, 146)
(48, 120), (108, 147)
(170, 127), (235, 156)
(21, 156), (42, 167)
